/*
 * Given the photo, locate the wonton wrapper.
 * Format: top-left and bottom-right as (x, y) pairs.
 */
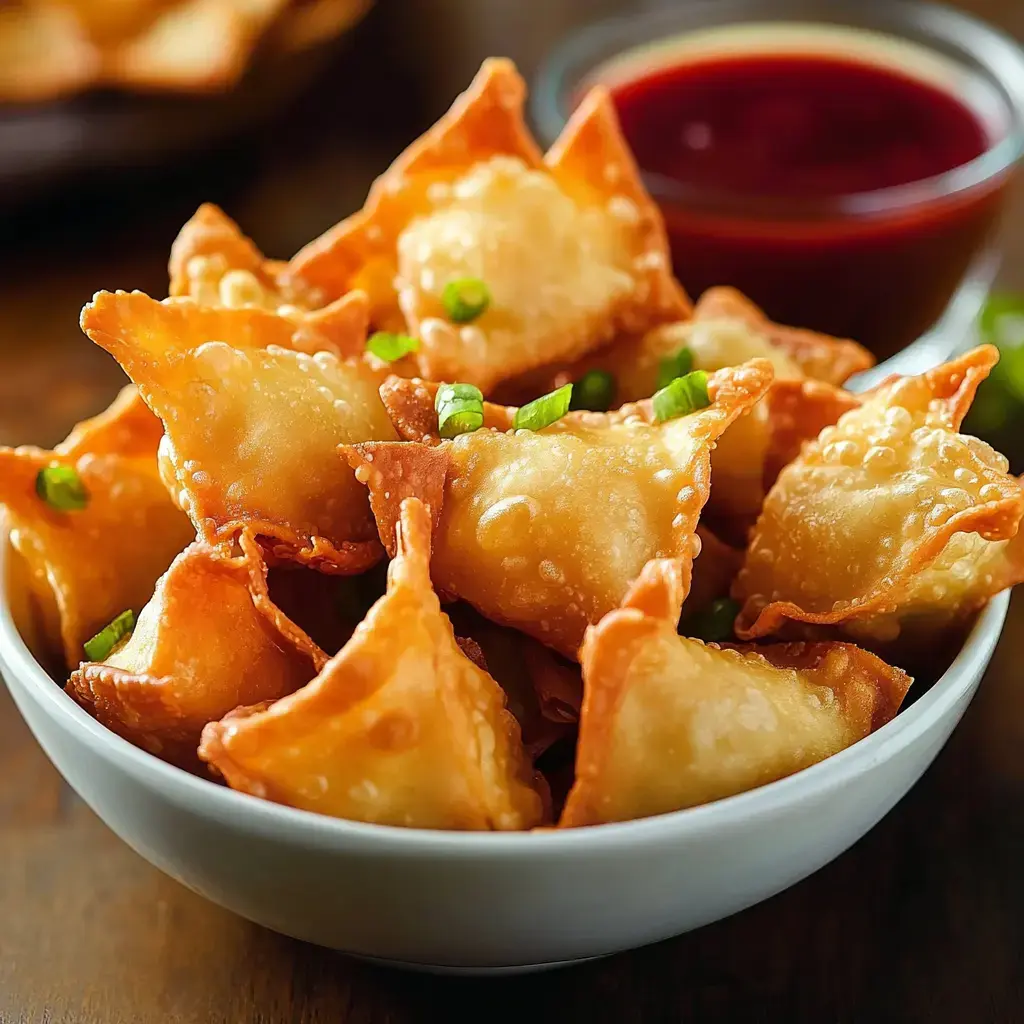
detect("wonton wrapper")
(0, 398), (194, 667)
(68, 536), (322, 767)
(55, 383), (163, 459)
(199, 498), (545, 830)
(500, 290), (863, 539)
(560, 559), (911, 827)
(168, 204), (370, 358)
(82, 289), (398, 572)
(498, 285), (873, 405)
(349, 359), (773, 658)
(289, 58), (689, 393)
(735, 346), (1024, 645)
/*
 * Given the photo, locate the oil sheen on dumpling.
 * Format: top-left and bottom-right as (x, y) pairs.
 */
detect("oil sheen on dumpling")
(199, 498), (545, 830)
(559, 560), (911, 827)
(355, 360), (773, 658)
(735, 346), (1024, 644)
(81, 289), (398, 571)
(289, 58), (688, 393)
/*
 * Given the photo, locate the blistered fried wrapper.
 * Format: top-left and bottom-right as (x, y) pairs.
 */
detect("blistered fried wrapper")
(289, 58), (689, 393)
(559, 559), (911, 827)
(734, 346), (1024, 651)
(81, 289), (397, 573)
(199, 498), (546, 830)
(346, 358), (773, 658)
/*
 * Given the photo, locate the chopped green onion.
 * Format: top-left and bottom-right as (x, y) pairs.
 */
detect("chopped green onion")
(436, 382), (485, 438)
(513, 384), (573, 431)
(434, 382), (483, 411)
(679, 597), (740, 643)
(83, 609), (135, 662)
(652, 370), (710, 423)
(570, 370), (616, 412)
(366, 331), (419, 362)
(442, 278), (491, 323)
(656, 346), (694, 391)
(35, 465), (88, 511)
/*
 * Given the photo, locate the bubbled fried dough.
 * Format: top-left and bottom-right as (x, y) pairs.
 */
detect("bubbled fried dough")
(349, 359), (773, 658)
(199, 499), (545, 830)
(735, 346), (1024, 647)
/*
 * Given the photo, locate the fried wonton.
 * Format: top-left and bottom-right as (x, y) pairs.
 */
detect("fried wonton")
(289, 58), (689, 393)
(55, 383), (163, 459)
(559, 559), (912, 827)
(499, 290), (863, 539)
(0, 393), (194, 668)
(499, 285), (873, 405)
(68, 536), (323, 767)
(167, 204), (370, 358)
(81, 289), (398, 572)
(199, 498), (545, 830)
(348, 359), (773, 658)
(685, 525), (744, 617)
(735, 346), (1024, 646)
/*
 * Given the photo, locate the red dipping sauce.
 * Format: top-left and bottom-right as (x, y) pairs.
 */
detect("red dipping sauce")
(595, 28), (1017, 357)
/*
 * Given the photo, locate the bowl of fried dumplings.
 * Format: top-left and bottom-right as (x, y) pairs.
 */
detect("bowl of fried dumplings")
(0, 57), (1020, 973)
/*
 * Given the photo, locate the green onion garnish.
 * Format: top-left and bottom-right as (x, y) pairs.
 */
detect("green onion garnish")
(570, 370), (616, 412)
(83, 609), (135, 662)
(656, 346), (694, 391)
(366, 331), (419, 362)
(436, 382), (485, 438)
(652, 370), (710, 423)
(442, 278), (490, 323)
(35, 465), (88, 511)
(513, 384), (573, 431)
(679, 597), (740, 643)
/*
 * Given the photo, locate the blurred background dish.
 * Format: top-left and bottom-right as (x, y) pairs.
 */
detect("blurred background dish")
(0, 0), (372, 204)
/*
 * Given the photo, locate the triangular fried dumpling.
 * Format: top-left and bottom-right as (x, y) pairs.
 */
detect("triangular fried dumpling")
(199, 498), (545, 830)
(691, 287), (874, 386)
(559, 559), (911, 827)
(55, 384), (164, 458)
(347, 359), (773, 658)
(289, 58), (688, 392)
(493, 289), (863, 540)
(168, 203), (369, 358)
(81, 289), (398, 572)
(496, 284), (873, 405)
(0, 393), (194, 668)
(735, 346), (1024, 647)
(69, 534), (322, 768)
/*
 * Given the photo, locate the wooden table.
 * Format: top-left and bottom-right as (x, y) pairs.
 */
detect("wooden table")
(4, 1), (1024, 1019)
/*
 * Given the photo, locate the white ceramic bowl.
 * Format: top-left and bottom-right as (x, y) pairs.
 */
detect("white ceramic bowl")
(0, 537), (1009, 974)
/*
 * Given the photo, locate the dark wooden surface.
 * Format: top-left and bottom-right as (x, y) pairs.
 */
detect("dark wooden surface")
(4, 2), (1024, 1020)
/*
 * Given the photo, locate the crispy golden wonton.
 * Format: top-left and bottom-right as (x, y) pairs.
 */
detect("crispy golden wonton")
(735, 346), (1024, 645)
(0, 389), (194, 668)
(509, 285), (872, 405)
(290, 58), (689, 392)
(559, 559), (912, 826)
(503, 288), (865, 536)
(68, 535), (322, 766)
(349, 360), (773, 658)
(81, 289), (398, 571)
(199, 498), (545, 830)
(168, 204), (370, 358)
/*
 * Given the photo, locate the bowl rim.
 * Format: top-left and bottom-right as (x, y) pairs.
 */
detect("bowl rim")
(0, 534), (1008, 853)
